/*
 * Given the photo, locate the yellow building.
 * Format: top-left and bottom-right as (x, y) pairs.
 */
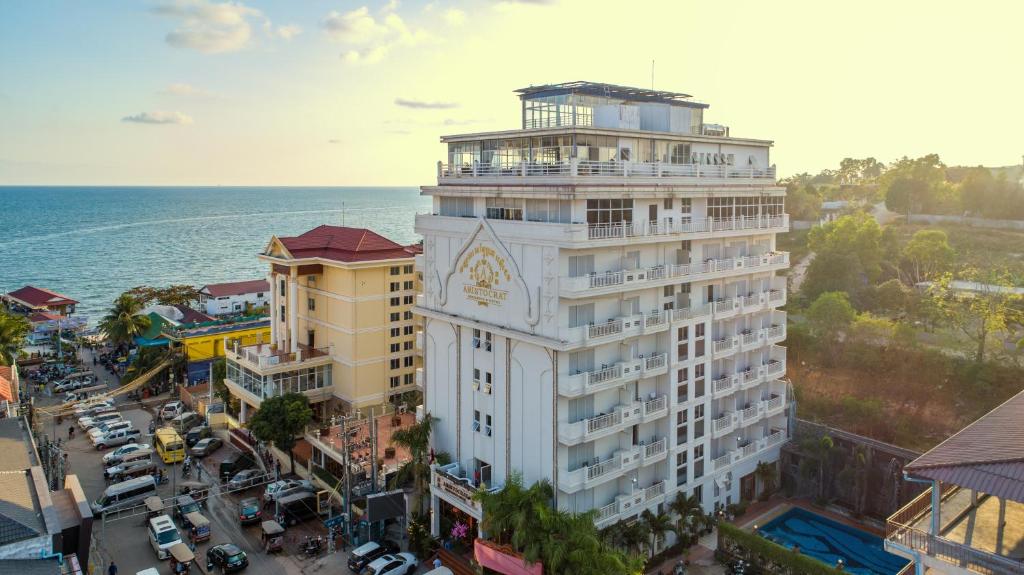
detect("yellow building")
(223, 225), (420, 423)
(163, 317), (271, 384)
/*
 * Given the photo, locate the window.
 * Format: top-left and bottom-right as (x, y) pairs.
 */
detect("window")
(586, 198), (634, 225)
(390, 282), (400, 292)
(387, 297), (397, 306)
(390, 313), (400, 322)
(279, 306), (285, 322)
(403, 340), (413, 350)
(390, 328), (400, 337)
(403, 373), (414, 385)
(676, 450), (689, 487)
(761, 196), (784, 217)
(473, 410), (480, 432)
(694, 365), (705, 398)
(664, 198), (673, 210)
(678, 326), (688, 340)
(695, 323), (705, 338)
(390, 359), (400, 369)
(694, 405), (705, 439)
(390, 266), (401, 276)
(485, 197), (523, 221)
(678, 341), (688, 360)
(403, 311), (413, 320)
(708, 197), (734, 221)
(524, 199), (572, 223)
(678, 367), (688, 383)
(439, 196), (474, 217)
(390, 343), (400, 353)
(485, 372), (493, 384)
(568, 255), (595, 277)
(279, 279), (286, 294)
(485, 414), (492, 436)
(695, 339), (705, 358)
(403, 264), (414, 274)
(403, 280), (414, 290)
(403, 356), (414, 367)
(663, 285), (675, 297)
(677, 383), (688, 403)
(307, 297), (316, 311)
(389, 376), (400, 388)
(403, 325), (414, 335)
(678, 198), (692, 215)
(484, 332), (492, 352)
(473, 368), (481, 382)
(472, 329), (481, 348)
(403, 295), (414, 305)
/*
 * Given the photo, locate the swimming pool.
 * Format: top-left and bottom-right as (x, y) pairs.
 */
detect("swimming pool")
(758, 507), (911, 575)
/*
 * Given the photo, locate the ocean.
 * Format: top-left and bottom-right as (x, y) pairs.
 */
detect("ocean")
(0, 187), (430, 323)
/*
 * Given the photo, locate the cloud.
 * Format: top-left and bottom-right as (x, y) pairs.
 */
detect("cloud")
(394, 98), (458, 110)
(323, 5), (434, 64)
(275, 24), (302, 40)
(443, 8), (466, 26)
(121, 111), (194, 125)
(153, 0), (266, 53)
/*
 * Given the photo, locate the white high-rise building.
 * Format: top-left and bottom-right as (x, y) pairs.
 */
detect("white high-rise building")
(415, 82), (791, 541)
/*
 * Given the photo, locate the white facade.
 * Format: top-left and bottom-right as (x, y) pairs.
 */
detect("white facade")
(417, 84), (792, 538)
(199, 288), (269, 316)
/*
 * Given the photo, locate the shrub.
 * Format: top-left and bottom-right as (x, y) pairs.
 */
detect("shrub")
(717, 522), (846, 575)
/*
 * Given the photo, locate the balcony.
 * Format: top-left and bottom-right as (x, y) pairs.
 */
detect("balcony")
(560, 252), (789, 298)
(559, 394), (667, 445)
(566, 310), (670, 348)
(559, 437), (668, 492)
(594, 481), (669, 529)
(438, 159), (777, 186)
(224, 340), (332, 374)
(886, 485), (1024, 575)
(711, 428), (787, 474)
(431, 463), (502, 520)
(671, 303), (712, 324)
(713, 336), (738, 357)
(415, 367), (423, 388)
(712, 412), (737, 438)
(560, 353), (668, 398)
(712, 374), (737, 398)
(714, 297), (741, 319)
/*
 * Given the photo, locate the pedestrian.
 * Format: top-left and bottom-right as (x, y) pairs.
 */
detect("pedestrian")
(433, 558), (442, 569)
(68, 426), (75, 440)
(107, 561), (117, 575)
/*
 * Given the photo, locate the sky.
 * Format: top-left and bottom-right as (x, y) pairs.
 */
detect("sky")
(1, 0), (1023, 186)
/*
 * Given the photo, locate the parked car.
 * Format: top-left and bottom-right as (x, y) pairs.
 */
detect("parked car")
(227, 469), (263, 491)
(190, 437), (223, 458)
(88, 420), (132, 440)
(263, 479), (313, 502)
(173, 495), (201, 519)
(53, 379), (84, 393)
(207, 543), (248, 573)
(160, 401), (184, 420)
(219, 451), (257, 482)
(238, 497), (262, 525)
(364, 553), (418, 575)
(93, 428), (141, 450)
(170, 412), (202, 434)
(105, 458), (157, 482)
(79, 412), (122, 430)
(184, 425), (212, 447)
(103, 443), (151, 465)
(74, 400), (114, 416)
(348, 540), (400, 572)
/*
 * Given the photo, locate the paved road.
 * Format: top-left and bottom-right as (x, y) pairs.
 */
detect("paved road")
(49, 348), (372, 575)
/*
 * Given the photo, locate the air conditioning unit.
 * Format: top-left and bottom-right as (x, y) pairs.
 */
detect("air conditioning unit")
(483, 383), (492, 395)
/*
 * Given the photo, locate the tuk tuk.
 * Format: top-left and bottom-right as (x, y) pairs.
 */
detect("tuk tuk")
(144, 496), (164, 521)
(168, 542), (195, 574)
(183, 511), (211, 543)
(178, 481), (211, 505)
(260, 520), (285, 553)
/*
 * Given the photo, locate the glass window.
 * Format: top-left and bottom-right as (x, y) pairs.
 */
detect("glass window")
(586, 198), (634, 225)
(485, 197), (523, 221)
(439, 196), (474, 218)
(524, 199), (572, 223)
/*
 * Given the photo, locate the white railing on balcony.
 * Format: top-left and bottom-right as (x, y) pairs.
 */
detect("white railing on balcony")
(712, 452), (732, 471)
(712, 413), (734, 433)
(587, 457), (621, 482)
(439, 160), (777, 182)
(764, 325), (785, 341)
(586, 215), (788, 241)
(644, 480), (667, 501)
(765, 395), (784, 413)
(672, 303), (712, 322)
(587, 412), (622, 435)
(563, 252), (789, 294)
(643, 353), (667, 372)
(714, 298), (738, 314)
(764, 358), (786, 378)
(644, 310), (669, 329)
(644, 438), (668, 460)
(713, 375), (735, 396)
(713, 337), (736, 354)
(595, 501), (618, 523)
(740, 441), (758, 458)
(741, 369), (760, 387)
(643, 395), (668, 417)
(588, 319), (624, 339)
(764, 429), (785, 446)
(741, 404), (760, 423)
(741, 331), (759, 346)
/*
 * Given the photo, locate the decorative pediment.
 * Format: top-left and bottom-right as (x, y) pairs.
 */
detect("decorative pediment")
(263, 236), (293, 259)
(440, 218), (538, 326)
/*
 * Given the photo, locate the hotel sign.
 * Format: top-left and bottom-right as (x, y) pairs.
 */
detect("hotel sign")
(459, 245), (511, 307)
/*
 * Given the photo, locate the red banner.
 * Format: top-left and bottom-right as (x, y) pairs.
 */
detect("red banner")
(473, 539), (543, 575)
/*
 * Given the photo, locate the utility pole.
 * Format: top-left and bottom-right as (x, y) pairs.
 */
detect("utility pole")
(341, 415), (353, 546)
(370, 407), (378, 494)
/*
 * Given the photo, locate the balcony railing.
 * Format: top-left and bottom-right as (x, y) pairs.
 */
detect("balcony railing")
(439, 159), (777, 183)
(887, 520), (1024, 575)
(586, 215), (788, 241)
(594, 480), (668, 528)
(643, 395), (668, 418)
(713, 337), (737, 355)
(431, 463), (503, 516)
(562, 252), (789, 295)
(225, 341), (332, 370)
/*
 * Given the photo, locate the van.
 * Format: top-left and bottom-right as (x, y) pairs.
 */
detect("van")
(159, 401), (184, 420)
(147, 514), (182, 559)
(219, 451), (257, 481)
(91, 475), (157, 516)
(276, 491), (320, 526)
(170, 412), (201, 434)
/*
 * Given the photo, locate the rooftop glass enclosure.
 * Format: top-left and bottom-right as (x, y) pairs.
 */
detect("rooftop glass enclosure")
(516, 82), (707, 131)
(449, 136), (722, 171)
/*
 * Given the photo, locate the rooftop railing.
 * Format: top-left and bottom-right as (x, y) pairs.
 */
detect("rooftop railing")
(439, 160), (777, 182)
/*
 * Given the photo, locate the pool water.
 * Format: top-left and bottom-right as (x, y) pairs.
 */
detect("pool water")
(758, 508), (911, 575)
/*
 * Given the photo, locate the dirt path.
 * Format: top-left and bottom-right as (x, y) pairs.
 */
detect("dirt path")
(789, 251), (815, 293)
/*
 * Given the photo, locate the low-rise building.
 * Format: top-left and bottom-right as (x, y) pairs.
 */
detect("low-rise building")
(2, 286), (78, 317)
(0, 364), (19, 415)
(885, 390), (1024, 574)
(198, 280), (270, 316)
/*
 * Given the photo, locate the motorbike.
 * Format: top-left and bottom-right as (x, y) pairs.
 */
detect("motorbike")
(301, 535), (323, 557)
(728, 560), (748, 575)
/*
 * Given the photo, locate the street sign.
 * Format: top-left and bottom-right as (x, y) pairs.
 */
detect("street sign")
(323, 514), (347, 529)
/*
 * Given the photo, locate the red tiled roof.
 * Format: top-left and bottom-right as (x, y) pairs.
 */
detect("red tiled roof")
(27, 312), (64, 324)
(173, 305), (216, 324)
(905, 389), (1024, 503)
(200, 279), (269, 298)
(276, 226), (418, 263)
(0, 367), (14, 403)
(4, 286), (78, 308)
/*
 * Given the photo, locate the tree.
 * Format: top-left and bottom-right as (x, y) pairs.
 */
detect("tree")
(667, 492), (706, 544)
(803, 213), (884, 301)
(247, 392), (313, 473)
(884, 177), (928, 217)
(640, 509), (675, 558)
(754, 461), (778, 501)
(873, 278), (911, 315)
(100, 294), (152, 347)
(807, 292), (857, 363)
(930, 271), (1024, 363)
(784, 182), (822, 221)
(124, 284), (201, 307)
(0, 310), (30, 366)
(902, 229), (954, 284)
(390, 413), (438, 516)
(210, 357), (230, 405)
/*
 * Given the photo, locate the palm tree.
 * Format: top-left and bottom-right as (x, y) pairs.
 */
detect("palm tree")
(99, 294), (151, 347)
(641, 509), (675, 557)
(0, 310), (30, 366)
(389, 412), (438, 516)
(668, 492), (704, 543)
(755, 460), (778, 501)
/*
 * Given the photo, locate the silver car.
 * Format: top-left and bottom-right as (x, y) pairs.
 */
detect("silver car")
(93, 428), (141, 450)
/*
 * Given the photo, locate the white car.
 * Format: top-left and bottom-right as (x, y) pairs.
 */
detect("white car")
(88, 420), (132, 440)
(74, 400), (114, 416)
(103, 443), (151, 465)
(159, 401), (184, 420)
(93, 428), (141, 450)
(365, 552), (418, 575)
(263, 479), (313, 502)
(79, 412), (122, 430)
